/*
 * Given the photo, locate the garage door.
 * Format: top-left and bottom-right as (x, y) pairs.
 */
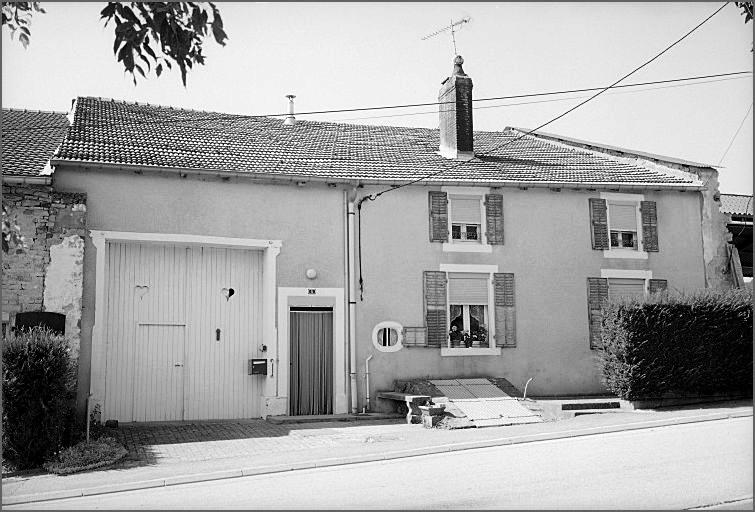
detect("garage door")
(103, 242), (263, 422)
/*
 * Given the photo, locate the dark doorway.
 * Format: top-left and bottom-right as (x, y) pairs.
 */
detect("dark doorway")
(289, 307), (333, 415)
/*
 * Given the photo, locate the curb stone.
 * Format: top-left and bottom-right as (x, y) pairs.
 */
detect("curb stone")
(3, 409), (752, 506)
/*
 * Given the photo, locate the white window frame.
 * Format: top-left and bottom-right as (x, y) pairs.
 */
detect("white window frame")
(439, 263), (501, 356)
(442, 186), (492, 253)
(601, 269), (653, 296)
(601, 192), (648, 260)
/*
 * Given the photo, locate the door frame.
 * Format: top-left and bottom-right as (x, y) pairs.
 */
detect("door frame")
(277, 288), (347, 415)
(89, 230), (282, 421)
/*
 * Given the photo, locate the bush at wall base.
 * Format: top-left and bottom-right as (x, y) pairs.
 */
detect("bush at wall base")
(2, 327), (78, 469)
(595, 288), (753, 401)
(43, 437), (128, 475)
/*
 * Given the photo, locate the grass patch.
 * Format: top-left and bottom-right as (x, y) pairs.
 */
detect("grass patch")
(43, 437), (127, 475)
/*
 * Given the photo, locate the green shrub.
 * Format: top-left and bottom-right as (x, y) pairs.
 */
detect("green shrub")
(43, 437), (127, 475)
(596, 288), (753, 400)
(2, 327), (78, 469)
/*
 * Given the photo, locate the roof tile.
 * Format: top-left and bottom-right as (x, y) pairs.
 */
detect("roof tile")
(52, 97), (698, 186)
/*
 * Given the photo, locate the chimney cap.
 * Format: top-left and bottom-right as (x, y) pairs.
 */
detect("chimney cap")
(452, 55), (467, 77)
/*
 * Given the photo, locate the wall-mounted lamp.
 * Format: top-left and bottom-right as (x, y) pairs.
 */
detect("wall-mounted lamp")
(306, 268), (317, 280)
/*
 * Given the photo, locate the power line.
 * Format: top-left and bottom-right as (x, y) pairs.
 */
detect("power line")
(359, 1), (731, 202)
(2, 71), (750, 134)
(338, 75), (751, 122)
(717, 102), (753, 165)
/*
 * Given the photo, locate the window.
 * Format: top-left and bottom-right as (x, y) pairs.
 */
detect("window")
(447, 273), (489, 348)
(449, 195), (483, 243)
(607, 278), (646, 300)
(371, 321), (403, 352)
(608, 202), (639, 250)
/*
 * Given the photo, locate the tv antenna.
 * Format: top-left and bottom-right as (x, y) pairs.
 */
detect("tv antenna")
(421, 17), (471, 55)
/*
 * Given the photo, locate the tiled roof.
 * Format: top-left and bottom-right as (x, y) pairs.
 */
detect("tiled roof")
(53, 96), (700, 187)
(2, 109), (69, 177)
(720, 194), (753, 216)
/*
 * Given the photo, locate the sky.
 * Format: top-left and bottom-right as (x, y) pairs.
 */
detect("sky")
(2, 2), (753, 194)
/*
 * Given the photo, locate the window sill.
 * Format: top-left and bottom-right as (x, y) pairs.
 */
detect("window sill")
(441, 347), (501, 357)
(442, 242), (493, 253)
(603, 249), (648, 260)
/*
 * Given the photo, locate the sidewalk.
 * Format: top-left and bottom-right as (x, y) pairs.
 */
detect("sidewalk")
(3, 399), (752, 506)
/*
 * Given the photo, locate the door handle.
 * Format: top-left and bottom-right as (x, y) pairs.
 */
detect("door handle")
(174, 362), (184, 367)
(269, 359), (274, 377)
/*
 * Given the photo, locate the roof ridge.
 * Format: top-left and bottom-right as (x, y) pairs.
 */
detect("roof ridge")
(78, 95), (440, 133)
(2, 107), (68, 116)
(510, 126), (717, 169)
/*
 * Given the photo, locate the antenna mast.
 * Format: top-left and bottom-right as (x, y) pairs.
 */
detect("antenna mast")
(421, 17), (471, 55)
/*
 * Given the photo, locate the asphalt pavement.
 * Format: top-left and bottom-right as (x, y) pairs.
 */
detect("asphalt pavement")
(2, 399), (752, 507)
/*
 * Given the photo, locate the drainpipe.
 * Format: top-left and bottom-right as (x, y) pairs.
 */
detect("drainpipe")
(364, 354), (373, 412)
(347, 188), (358, 414)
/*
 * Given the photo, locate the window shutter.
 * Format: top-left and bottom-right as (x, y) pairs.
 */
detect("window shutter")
(424, 271), (447, 347)
(485, 193), (504, 245)
(428, 191), (449, 243)
(587, 277), (608, 349)
(640, 201), (659, 252)
(448, 273), (489, 304)
(450, 196), (482, 224)
(493, 273), (516, 347)
(607, 278), (646, 300)
(608, 203), (638, 231)
(589, 198), (609, 250)
(649, 279), (668, 294)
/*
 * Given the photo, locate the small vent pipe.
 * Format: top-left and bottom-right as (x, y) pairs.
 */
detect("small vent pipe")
(283, 94), (296, 125)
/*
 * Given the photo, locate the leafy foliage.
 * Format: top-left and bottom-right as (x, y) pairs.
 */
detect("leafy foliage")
(1, 2), (228, 86)
(2, 327), (78, 469)
(1, 2), (45, 49)
(100, 2), (228, 86)
(735, 1), (753, 23)
(43, 437), (127, 475)
(2, 205), (26, 253)
(595, 289), (753, 400)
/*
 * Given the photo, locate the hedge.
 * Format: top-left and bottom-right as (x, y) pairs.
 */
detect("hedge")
(595, 288), (752, 401)
(2, 327), (78, 469)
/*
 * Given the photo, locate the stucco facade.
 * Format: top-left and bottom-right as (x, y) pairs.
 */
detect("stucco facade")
(53, 167), (347, 418)
(352, 184), (707, 406)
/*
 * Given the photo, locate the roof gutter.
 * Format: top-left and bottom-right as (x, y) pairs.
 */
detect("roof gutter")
(2, 175), (52, 185)
(50, 159), (705, 192)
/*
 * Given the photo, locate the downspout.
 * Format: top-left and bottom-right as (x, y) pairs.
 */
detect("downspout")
(364, 354), (373, 412)
(346, 188), (358, 414)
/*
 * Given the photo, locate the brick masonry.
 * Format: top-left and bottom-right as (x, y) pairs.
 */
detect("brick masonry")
(2, 183), (87, 355)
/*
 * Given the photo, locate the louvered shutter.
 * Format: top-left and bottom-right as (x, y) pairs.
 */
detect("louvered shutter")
(428, 191), (449, 243)
(424, 271), (447, 347)
(640, 201), (659, 252)
(589, 198), (609, 250)
(493, 273), (516, 347)
(587, 277), (608, 349)
(649, 279), (668, 294)
(485, 193), (504, 245)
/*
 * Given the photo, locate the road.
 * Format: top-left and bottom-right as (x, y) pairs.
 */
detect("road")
(8, 416), (752, 510)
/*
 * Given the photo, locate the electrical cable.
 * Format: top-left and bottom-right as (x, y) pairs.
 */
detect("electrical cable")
(338, 75), (751, 122)
(2, 71), (750, 134)
(359, 1), (732, 203)
(717, 102), (753, 165)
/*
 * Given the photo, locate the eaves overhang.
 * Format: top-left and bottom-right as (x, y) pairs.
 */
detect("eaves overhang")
(50, 158), (705, 192)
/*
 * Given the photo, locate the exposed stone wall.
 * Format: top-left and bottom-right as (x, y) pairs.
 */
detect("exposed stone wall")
(2, 183), (86, 354)
(695, 169), (736, 290)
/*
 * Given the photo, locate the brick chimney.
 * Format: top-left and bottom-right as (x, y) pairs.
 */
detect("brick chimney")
(438, 55), (473, 160)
